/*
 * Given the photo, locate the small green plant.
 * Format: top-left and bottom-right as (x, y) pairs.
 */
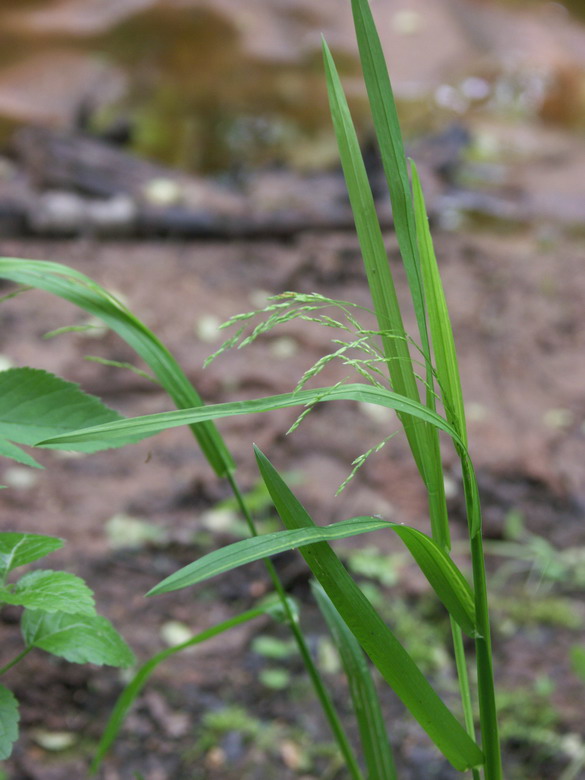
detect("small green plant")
(0, 367), (138, 759)
(0, 531), (135, 760)
(0, 1), (508, 777)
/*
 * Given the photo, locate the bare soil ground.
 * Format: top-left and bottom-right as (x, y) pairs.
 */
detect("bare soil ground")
(1, 227), (585, 779)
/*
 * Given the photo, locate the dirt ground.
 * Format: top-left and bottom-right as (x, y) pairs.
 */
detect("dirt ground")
(0, 224), (584, 779)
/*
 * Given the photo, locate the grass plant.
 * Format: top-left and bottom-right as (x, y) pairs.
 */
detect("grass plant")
(0, 0), (505, 776)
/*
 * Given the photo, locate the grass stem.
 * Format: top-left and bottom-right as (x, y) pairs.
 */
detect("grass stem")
(226, 472), (364, 780)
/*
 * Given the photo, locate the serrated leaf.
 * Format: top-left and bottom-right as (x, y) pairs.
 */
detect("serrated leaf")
(0, 684), (19, 760)
(0, 571), (95, 615)
(0, 438), (41, 469)
(22, 611), (135, 667)
(0, 367), (132, 459)
(0, 533), (64, 579)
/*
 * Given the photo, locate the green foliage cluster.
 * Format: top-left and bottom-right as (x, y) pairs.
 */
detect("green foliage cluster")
(4, 1), (580, 778)
(0, 1), (497, 774)
(0, 532), (134, 760)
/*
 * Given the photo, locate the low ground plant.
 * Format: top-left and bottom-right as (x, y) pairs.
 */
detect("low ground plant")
(0, 0), (509, 776)
(0, 371), (137, 758)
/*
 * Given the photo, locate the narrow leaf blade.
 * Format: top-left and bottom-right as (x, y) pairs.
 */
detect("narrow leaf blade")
(148, 516), (390, 595)
(254, 447), (483, 771)
(147, 515), (476, 636)
(411, 161), (467, 445)
(91, 606), (267, 774)
(351, 0), (427, 345)
(0, 259), (234, 476)
(312, 581), (397, 780)
(37, 383), (465, 451)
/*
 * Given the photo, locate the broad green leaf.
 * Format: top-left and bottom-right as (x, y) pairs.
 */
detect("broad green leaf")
(254, 447), (483, 771)
(147, 515), (476, 637)
(0, 259), (234, 477)
(22, 610), (135, 667)
(0, 684), (19, 760)
(0, 367), (132, 457)
(0, 571), (95, 615)
(312, 582), (397, 780)
(0, 533), (64, 578)
(91, 605), (269, 774)
(411, 161), (467, 447)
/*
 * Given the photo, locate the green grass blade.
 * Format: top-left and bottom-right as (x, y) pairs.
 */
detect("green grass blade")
(411, 162), (467, 446)
(312, 581), (397, 780)
(147, 515), (476, 636)
(90, 605), (268, 774)
(0, 258), (234, 477)
(0, 259), (370, 777)
(37, 383), (464, 450)
(391, 526), (476, 636)
(323, 39), (448, 548)
(322, 43), (422, 440)
(350, 0), (427, 350)
(148, 517), (389, 594)
(254, 447), (483, 772)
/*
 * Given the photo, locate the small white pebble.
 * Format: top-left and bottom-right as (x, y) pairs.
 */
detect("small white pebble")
(434, 84), (469, 114)
(466, 402), (488, 422)
(392, 10), (423, 35)
(358, 402), (393, 424)
(3, 467), (38, 490)
(143, 178), (182, 206)
(270, 337), (298, 359)
(543, 408), (574, 429)
(0, 354), (14, 372)
(249, 289), (272, 308)
(160, 620), (194, 648)
(196, 314), (222, 343)
(460, 76), (491, 101)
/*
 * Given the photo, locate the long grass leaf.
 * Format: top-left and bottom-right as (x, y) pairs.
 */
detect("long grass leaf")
(0, 259), (234, 476)
(350, 0), (426, 349)
(254, 447), (483, 771)
(323, 40), (448, 547)
(0, 258), (365, 775)
(36, 383), (463, 449)
(147, 515), (476, 636)
(312, 581), (397, 780)
(411, 162), (467, 446)
(322, 44), (423, 448)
